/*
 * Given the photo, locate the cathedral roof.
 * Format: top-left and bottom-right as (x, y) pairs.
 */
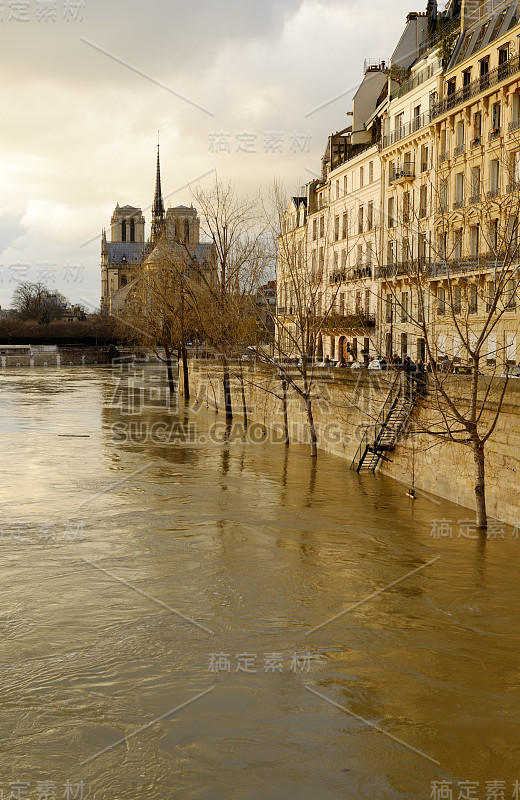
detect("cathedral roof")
(106, 241), (146, 265)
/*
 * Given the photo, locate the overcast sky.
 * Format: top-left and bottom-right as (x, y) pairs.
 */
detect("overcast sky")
(0, 0), (428, 311)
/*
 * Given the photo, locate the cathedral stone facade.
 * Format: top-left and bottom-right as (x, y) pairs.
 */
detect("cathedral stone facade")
(100, 147), (213, 313)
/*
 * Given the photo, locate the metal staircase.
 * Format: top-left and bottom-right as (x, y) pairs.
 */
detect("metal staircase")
(351, 372), (416, 473)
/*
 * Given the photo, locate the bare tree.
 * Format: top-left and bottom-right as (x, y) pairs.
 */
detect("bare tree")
(378, 157), (520, 528)
(189, 178), (272, 419)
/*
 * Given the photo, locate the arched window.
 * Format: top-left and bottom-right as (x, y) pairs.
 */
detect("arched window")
(130, 219), (135, 242)
(184, 219), (190, 242)
(121, 221), (127, 242)
(120, 275), (128, 287)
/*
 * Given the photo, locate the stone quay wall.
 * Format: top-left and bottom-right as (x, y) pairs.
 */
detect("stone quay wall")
(0, 346), (111, 368)
(185, 360), (520, 527)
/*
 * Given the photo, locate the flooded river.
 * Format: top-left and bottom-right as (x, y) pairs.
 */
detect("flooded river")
(0, 365), (519, 799)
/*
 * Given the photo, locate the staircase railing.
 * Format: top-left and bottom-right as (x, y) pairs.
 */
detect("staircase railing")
(350, 371), (416, 472)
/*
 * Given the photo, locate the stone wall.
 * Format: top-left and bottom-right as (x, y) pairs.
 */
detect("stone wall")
(185, 359), (520, 526)
(0, 347), (111, 368)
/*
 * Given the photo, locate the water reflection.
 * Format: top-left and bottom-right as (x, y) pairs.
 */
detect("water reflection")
(0, 366), (518, 800)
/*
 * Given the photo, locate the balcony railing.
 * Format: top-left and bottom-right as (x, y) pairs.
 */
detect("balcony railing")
(453, 199), (464, 210)
(390, 162), (415, 182)
(471, 136), (482, 148)
(431, 55), (520, 118)
(469, 193), (480, 205)
(507, 181), (520, 193)
(454, 144), (465, 156)
(489, 128), (501, 140)
(438, 151), (450, 163)
(487, 187), (500, 199)
(383, 110), (431, 148)
(329, 271), (346, 284)
(376, 255), (514, 280)
(321, 312), (376, 331)
(509, 117), (520, 132)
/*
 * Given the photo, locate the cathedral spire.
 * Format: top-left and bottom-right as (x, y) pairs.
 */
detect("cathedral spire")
(151, 137), (165, 244)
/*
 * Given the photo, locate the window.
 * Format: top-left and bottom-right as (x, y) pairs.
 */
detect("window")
(413, 105), (421, 131)
(470, 225), (479, 257)
(491, 102), (501, 132)
(357, 244), (363, 267)
(339, 293), (345, 315)
(342, 212), (348, 239)
(469, 284), (478, 314)
(367, 202), (374, 231)
(471, 166), (480, 200)
(437, 286), (446, 315)
(487, 333), (497, 363)
(421, 144), (429, 172)
(401, 333), (408, 359)
(366, 243), (372, 268)
(455, 173), (464, 206)
(401, 292), (410, 322)
(334, 216), (339, 242)
(369, 161), (374, 183)
(490, 159), (500, 194)
(473, 111), (482, 142)
(121, 220), (127, 242)
(486, 280), (496, 312)
(438, 231), (447, 260)
(403, 192), (411, 224)
(402, 238), (410, 262)
(489, 219), (498, 252)
(385, 294), (393, 323)
(454, 229), (463, 260)
(447, 78), (456, 96)
(388, 197), (395, 228)
(387, 240), (395, 265)
(440, 178), (449, 213)
(319, 216), (325, 238)
(313, 219), (317, 241)
(419, 184), (428, 218)
(336, 180), (340, 200)
(498, 44), (509, 66)
(364, 290), (370, 314)
(311, 251), (317, 281)
(395, 112), (404, 134)
(440, 128), (448, 156)
(453, 285), (462, 314)
(506, 332), (517, 363)
(360, 167), (364, 188)
(456, 120), (464, 150)
(418, 232), (427, 262)
(130, 219), (135, 242)
(318, 247), (324, 278)
(358, 206), (364, 234)
(343, 176), (348, 195)
(463, 68), (471, 87)
(506, 280), (517, 310)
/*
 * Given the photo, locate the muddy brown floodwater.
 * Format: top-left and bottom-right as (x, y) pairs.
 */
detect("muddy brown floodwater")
(0, 365), (519, 800)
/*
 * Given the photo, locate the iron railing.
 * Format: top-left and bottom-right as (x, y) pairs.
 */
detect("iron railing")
(431, 55), (520, 118)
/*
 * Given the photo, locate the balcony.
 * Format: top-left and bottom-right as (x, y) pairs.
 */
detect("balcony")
(454, 144), (465, 157)
(470, 137), (482, 148)
(321, 312), (376, 332)
(489, 128), (501, 141)
(469, 193), (480, 205)
(453, 199), (464, 210)
(487, 187), (500, 199)
(390, 162), (415, 184)
(383, 110), (431, 148)
(509, 118), (520, 132)
(329, 271), (346, 285)
(438, 151), (450, 164)
(431, 55), (520, 119)
(507, 181), (520, 193)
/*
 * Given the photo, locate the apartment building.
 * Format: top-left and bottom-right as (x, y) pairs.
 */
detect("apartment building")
(277, 0), (520, 371)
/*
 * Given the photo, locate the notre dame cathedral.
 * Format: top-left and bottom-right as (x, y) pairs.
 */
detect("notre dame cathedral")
(100, 147), (214, 313)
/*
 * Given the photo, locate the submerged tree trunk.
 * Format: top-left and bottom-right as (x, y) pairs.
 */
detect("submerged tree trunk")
(182, 341), (190, 400)
(239, 365), (247, 428)
(306, 395), (318, 458)
(472, 439), (487, 530)
(164, 342), (175, 394)
(222, 356), (233, 419)
(281, 378), (289, 446)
